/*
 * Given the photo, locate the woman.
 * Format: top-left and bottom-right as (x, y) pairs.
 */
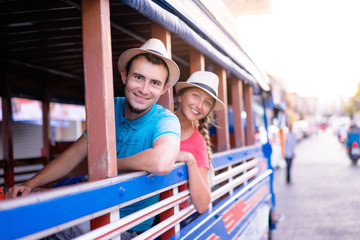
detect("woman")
(174, 71), (224, 214)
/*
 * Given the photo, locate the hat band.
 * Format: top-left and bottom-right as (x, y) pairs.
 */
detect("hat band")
(147, 49), (164, 57)
(192, 82), (217, 96)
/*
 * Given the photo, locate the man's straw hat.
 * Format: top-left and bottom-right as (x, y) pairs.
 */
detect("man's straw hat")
(118, 38), (180, 87)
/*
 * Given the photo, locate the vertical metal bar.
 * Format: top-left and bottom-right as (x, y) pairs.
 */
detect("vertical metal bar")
(82, 0), (117, 229)
(214, 65), (230, 152)
(231, 76), (245, 148)
(42, 88), (50, 164)
(1, 76), (15, 187)
(261, 92), (277, 209)
(151, 22), (178, 240)
(152, 22), (174, 111)
(243, 83), (254, 145)
(173, 187), (180, 232)
(228, 165), (233, 196)
(159, 46), (205, 240)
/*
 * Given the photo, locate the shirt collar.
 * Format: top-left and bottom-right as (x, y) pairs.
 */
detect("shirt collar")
(119, 103), (157, 129)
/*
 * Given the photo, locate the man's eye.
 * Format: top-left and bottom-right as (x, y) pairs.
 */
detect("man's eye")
(135, 75), (142, 80)
(152, 81), (161, 86)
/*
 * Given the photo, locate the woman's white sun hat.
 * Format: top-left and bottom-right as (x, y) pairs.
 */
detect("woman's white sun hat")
(117, 38), (180, 88)
(175, 71), (225, 110)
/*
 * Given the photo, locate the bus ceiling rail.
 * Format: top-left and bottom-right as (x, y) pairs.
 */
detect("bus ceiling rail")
(0, 145), (269, 240)
(121, 0), (259, 88)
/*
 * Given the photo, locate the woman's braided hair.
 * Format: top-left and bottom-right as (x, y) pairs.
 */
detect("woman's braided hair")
(197, 114), (215, 180)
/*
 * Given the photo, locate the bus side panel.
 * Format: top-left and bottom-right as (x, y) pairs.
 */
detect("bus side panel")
(171, 176), (271, 240)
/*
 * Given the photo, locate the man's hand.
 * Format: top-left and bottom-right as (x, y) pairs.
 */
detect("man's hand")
(5, 184), (32, 199)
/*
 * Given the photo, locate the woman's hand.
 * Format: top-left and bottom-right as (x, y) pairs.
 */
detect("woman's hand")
(176, 151), (196, 167)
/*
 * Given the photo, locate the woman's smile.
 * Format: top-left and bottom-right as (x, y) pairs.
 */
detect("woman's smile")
(190, 107), (200, 115)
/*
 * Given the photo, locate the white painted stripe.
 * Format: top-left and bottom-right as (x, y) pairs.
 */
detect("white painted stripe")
(73, 191), (190, 240)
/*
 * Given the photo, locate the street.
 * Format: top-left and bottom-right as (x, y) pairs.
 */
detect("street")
(272, 129), (360, 240)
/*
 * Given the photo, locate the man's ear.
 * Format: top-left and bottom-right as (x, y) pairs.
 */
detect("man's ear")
(120, 69), (127, 85)
(161, 82), (170, 95)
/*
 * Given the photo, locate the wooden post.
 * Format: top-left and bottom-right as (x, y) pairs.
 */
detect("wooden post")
(152, 22), (174, 111)
(1, 76), (15, 187)
(231, 76), (245, 148)
(189, 47), (205, 73)
(82, 0), (117, 229)
(243, 83), (255, 145)
(42, 88), (51, 164)
(214, 65), (230, 152)
(160, 46), (206, 239)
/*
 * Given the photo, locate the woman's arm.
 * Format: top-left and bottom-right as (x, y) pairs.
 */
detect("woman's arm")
(176, 151), (211, 214)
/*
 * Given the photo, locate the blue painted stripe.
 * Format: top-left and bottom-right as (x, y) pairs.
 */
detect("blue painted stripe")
(212, 145), (262, 168)
(0, 165), (189, 240)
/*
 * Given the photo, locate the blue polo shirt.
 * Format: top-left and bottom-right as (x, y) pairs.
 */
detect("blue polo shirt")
(115, 97), (180, 231)
(85, 97), (180, 231)
(114, 97), (180, 158)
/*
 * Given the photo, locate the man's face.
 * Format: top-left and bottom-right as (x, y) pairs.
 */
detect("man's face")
(121, 55), (169, 119)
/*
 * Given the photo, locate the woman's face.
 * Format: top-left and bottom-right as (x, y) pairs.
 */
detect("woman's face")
(177, 88), (215, 122)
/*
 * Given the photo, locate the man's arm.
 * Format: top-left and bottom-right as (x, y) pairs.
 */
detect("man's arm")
(117, 134), (180, 175)
(6, 135), (88, 199)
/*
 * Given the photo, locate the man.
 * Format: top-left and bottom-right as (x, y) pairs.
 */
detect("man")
(346, 123), (360, 163)
(6, 38), (181, 236)
(346, 123), (360, 148)
(284, 124), (296, 184)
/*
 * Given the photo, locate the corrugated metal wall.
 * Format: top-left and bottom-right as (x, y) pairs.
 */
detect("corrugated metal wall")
(0, 122), (43, 160)
(0, 122), (44, 186)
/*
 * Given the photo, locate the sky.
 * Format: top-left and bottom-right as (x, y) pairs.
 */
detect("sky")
(236, 0), (360, 100)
